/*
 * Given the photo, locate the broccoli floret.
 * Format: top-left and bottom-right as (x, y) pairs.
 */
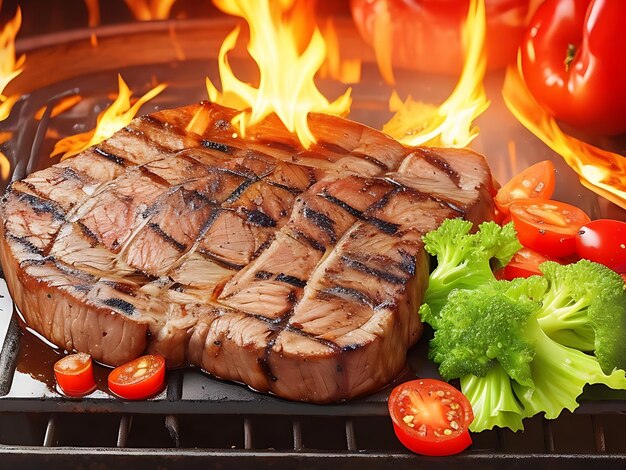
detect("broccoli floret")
(536, 260), (626, 373)
(513, 315), (626, 419)
(421, 219), (521, 322)
(427, 280), (541, 387)
(461, 363), (525, 432)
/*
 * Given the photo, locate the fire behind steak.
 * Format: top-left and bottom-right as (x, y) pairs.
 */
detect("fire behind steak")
(0, 102), (495, 402)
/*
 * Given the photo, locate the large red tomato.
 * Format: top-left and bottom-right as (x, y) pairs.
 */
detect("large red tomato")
(350, 0), (532, 75)
(520, 0), (626, 135)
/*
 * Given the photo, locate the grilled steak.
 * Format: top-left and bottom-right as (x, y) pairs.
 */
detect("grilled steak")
(0, 102), (495, 402)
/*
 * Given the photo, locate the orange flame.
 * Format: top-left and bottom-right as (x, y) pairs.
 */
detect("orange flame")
(0, 5), (25, 121)
(318, 19), (361, 85)
(51, 75), (166, 161)
(84, 0), (100, 47)
(383, 0), (489, 148)
(35, 95), (83, 121)
(125, 0), (177, 21)
(206, 0), (352, 149)
(503, 63), (626, 211)
(0, 131), (11, 180)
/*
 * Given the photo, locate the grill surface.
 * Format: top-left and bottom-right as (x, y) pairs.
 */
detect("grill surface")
(0, 14), (625, 469)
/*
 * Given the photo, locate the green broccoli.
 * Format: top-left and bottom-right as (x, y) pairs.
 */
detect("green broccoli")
(535, 260), (626, 373)
(421, 219), (521, 325)
(420, 220), (626, 432)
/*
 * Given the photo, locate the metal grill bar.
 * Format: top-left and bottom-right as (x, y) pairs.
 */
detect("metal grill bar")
(345, 419), (356, 451)
(543, 419), (555, 453)
(43, 415), (57, 447)
(591, 415), (606, 453)
(244, 418), (252, 450)
(292, 419), (302, 451)
(117, 415), (132, 448)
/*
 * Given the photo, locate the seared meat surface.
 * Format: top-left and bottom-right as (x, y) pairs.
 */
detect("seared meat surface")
(0, 102), (495, 402)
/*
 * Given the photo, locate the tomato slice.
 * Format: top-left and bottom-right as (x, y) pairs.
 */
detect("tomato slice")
(108, 355), (165, 400)
(509, 200), (591, 258)
(495, 160), (556, 215)
(54, 353), (97, 397)
(576, 219), (626, 272)
(388, 379), (473, 456)
(499, 247), (562, 280)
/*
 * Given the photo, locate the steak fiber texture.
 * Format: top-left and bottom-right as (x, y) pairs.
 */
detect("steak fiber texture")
(0, 102), (495, 402)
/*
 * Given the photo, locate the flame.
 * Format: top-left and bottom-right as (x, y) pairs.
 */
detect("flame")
(318, 19), (361, 85)
(369, 0), (394, 85)
(383, 0), (489, 148)
(51, 75), (166, 161)
(125, 0), (177, 21)
(207, 0), (352, 149)
(0, 131), (11, 180)
(0, 5), (25, 121)
(84, 0), (100, 46)
(35, 95), (83, 121)
(503, 63), (626, 210)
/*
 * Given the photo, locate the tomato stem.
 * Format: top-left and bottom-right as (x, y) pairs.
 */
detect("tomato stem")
(564, 44), (576, 71)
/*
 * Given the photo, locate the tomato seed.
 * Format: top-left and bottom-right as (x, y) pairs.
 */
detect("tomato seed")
(133, 368), (147, 378)
(443, 429), (452, 436)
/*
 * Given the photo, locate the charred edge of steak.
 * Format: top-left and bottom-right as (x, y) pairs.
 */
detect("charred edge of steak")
(341, 255), (407, 285)
(93, 147), (127, 166)
(416, 147), (462, 187)
(302, 207), (336, 244)
(101, 298), (136, 316)
(201, 140), (231, 153)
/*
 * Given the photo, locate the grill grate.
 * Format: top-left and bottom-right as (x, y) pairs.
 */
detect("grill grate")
(0, 20), (625, 468)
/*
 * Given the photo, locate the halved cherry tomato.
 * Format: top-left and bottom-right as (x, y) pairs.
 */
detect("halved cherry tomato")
(509, 200), (591, 257)
(108, 355), (165, 400)
(54, 353), (97, 397)
(498, 247), (562, 280)
(576, 219), (626, 272)
(495, 160), (556, 215)
(388, 379), (473, 456)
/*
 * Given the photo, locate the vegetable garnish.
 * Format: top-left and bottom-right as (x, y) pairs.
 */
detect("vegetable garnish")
(494, 160), (556, 215)
(420, 220), (626, 432)
(497, 247), (561, 280)
(509, 199), (591, 258)
(576, 219), (626, 273)
(108, 355), (165, 400)
(520, 0), (626, 135)
(54, 353), (97, 397)
(388, 379), (474, 456)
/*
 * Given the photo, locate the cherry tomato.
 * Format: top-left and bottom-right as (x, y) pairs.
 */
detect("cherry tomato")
(499, 247), (562, 280)
(520, 0), (626, 135)
(388, 379), (474, 456)
(509, 200), (591, 257)
(576, 219), (626, 272)
(108, 355), (165, 400)
(495, 160), (556, 215)
(54, 353), (97, 397)
(350, 0), (531, 76)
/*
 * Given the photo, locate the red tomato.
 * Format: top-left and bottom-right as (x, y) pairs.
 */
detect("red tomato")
(576, 219), (626, 272)
(499, 247), (562, 279)
(388, 379), (474, 456)
(108, 355), (165, 400)
(495, 160), (556, 215)
(509, 200), (591, 257)
(350, 0), (531, 75)
(54, 353), (97, 397)
(520, 0), (626, 135)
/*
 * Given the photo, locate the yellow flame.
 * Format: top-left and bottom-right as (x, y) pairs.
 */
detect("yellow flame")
(207, 0), (352, 149)
(0, 5), (24, 122)
(318, 19), (361, 85)
(51, 75), (166, 161)
(370, 0), (394, 85)
(35, 95), (83, 121)
(125, 0), (177, 21)
(503, 62), (626, 210)
(383, 0), (489, 148)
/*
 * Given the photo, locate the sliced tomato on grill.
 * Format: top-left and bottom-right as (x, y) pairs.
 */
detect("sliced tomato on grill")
(498, 247), (562, 280)
(108, 355), (166, 400)
(495, 160), (556, 215)
(54, 353), (97, 397)
(509, 199), (591, 258)
(388, 379), (474, 456)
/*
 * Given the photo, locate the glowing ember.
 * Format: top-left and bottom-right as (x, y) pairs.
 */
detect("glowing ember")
(319, 19), (361, 85)
(35, 95), (83, 121)
(207, 0), (352, 149)
(51, 75), (166, 161)
(125, 0), (177, 21)
(503, 63), (626, 211)
(0, 4), (25, 122)
(383, 0), (489, 148)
